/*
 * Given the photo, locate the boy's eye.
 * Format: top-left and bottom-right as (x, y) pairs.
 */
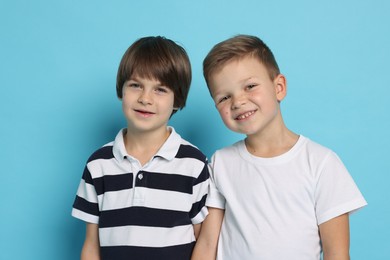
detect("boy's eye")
(155, 87), (169, 93)
(129, 83), (141, 88)
(217, 96), (230, 104)
(246, 84), (257, 90)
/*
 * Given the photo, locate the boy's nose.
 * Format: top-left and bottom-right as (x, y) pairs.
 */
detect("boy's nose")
(231, 96), (246, 109)
(138, 90), (153, 105)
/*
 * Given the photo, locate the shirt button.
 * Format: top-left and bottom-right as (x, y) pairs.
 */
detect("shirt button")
(138, 174), (143, 180)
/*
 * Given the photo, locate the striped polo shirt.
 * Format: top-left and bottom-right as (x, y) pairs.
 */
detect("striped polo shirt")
(72, 127), (209, 260)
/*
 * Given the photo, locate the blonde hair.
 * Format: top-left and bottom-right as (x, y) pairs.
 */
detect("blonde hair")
(203, 35), (280, 88)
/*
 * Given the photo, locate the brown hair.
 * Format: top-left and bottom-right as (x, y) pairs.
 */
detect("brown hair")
(203, 35), (280, 89)
(116, 36), (191, 111)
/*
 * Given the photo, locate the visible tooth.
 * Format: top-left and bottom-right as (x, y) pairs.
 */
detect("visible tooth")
(237, 111), (254, 119)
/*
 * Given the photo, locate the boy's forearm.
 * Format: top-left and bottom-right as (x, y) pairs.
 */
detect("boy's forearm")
(81, 247), (100, 260)
(81, 223), (101, 260)
(323, 252), (350, 260)
(191, 243), (216, 260)
(192, 234), (219, 260)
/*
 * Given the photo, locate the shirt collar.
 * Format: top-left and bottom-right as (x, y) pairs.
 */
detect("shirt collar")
(112, 126), (182, 163)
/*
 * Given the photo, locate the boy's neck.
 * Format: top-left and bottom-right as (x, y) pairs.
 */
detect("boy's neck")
(244, 128), (299, 158)
(124, 127), (171, 166)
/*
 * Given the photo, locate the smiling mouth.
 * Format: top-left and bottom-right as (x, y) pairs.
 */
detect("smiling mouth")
(235, 110), (256, 120)
(134, 109), (155, 116)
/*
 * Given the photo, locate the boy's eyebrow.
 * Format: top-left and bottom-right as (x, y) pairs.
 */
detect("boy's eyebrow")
(125, 76), (138, 83)
(128, 76), (164, 86)
(129, 76), (142, 82)
(210, 76), (260, 97)
(240, 76), (256, 83)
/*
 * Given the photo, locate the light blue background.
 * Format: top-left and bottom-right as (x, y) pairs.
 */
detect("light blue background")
(1, 0), (389, 259)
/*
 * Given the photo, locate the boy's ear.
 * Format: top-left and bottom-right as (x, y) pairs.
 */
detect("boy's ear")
(274, 74), (287, 101)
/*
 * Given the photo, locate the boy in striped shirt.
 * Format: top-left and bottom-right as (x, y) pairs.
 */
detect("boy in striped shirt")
(72, 36), (209, 260)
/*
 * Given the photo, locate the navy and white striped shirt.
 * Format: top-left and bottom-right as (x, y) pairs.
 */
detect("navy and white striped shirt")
(72, 127), (209, 259)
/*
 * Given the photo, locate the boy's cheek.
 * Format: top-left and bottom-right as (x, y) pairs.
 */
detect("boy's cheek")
(220, 111), (233, 126)
(217, 106), (230, 117)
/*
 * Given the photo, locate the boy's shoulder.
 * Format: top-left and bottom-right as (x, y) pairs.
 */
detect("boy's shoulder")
(85, 129), (126, 164)
(176, 137), (208, 162)
(212, 140), (244, 159)
(86, 141), (115, 164)
(300, 136), (335, 157)
(286, 136), (339, 168)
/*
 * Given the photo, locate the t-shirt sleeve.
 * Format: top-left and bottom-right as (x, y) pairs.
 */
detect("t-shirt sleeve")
(190, 161), (210, 225)
(205, 154), (226, 209)
(315, 151), (367, 225)
(71, 165), (100, 224)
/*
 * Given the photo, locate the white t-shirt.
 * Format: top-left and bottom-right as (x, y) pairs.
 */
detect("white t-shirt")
(206, 136), (367, 260)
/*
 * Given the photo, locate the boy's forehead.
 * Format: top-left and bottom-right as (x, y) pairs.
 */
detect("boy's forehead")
(209, 57), (251, 79)
(207, 59), (236, 85)
(127, 74), (175, 90)
(211, 55), (259, 75)
(218, 57), (272, 79)
(130, 73), (162, 83)
(208, 56), (271, 94)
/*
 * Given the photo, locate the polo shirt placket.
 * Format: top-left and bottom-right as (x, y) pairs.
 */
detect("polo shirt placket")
(125, 156), (146, 205)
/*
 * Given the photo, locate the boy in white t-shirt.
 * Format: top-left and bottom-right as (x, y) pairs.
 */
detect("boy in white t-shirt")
(191, 35), (367, 260)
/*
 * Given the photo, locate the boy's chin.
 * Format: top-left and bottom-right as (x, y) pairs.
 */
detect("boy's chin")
(226, 126), (249, 135)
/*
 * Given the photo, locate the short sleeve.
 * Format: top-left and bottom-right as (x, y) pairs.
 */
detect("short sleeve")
(205, 154), (226, 209)
(189, 161), (210, 224)
(71, 165), (100, 224)
(315, 151), (367, 225)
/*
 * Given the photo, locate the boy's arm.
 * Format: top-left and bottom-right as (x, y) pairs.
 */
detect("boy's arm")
(191, 207), (224, 260)
(81, 223), (101, 260)
(193, 223), (202, 239)
(319, 213), (350, 260)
